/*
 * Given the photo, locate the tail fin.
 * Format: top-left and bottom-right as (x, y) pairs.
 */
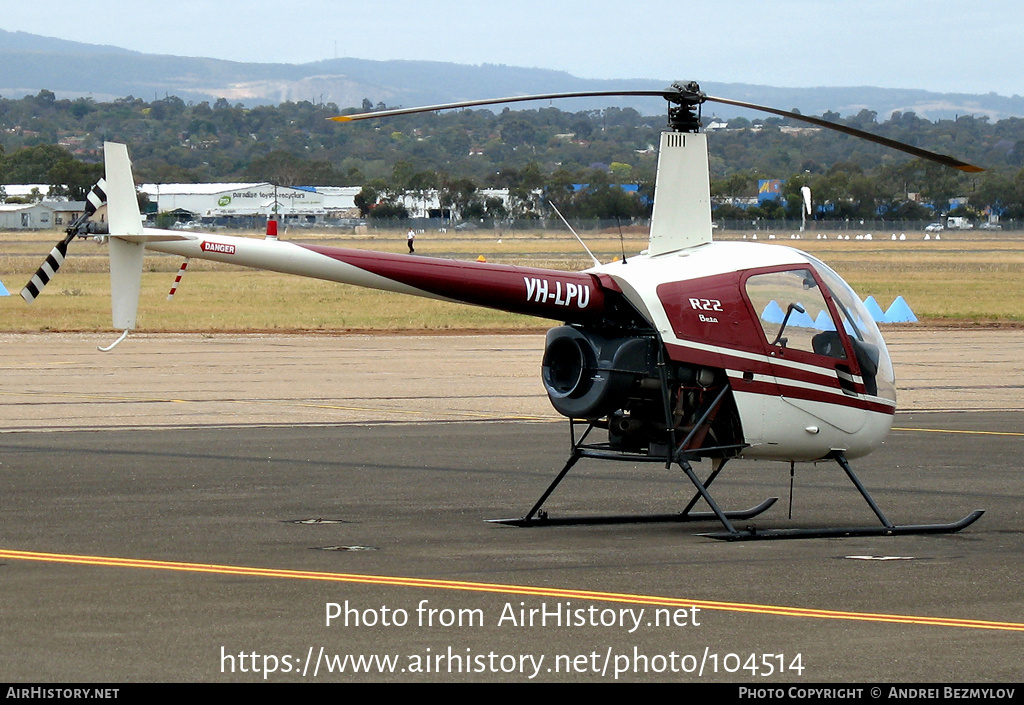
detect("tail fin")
(648, 132), (713, 255)
(104, 142), (145, 331)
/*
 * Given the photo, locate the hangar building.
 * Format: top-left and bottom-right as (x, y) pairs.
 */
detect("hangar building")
(140, 183), (361, 223)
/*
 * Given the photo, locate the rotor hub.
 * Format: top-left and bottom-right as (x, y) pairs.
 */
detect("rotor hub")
(664, 81), (706, 133)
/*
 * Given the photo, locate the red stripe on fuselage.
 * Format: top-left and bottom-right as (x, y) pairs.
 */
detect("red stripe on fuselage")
(299, 244), (607, 325)
(666, 340), (893, 415)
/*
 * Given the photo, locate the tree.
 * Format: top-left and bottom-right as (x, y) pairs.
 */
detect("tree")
(972, 169), (1024, 217)
(367, 201), (409, 220)
(508, 186), (541, 218)
(2, 144), (75, 182)
(69, 98), (95, 119)
(354, 179), (387, 217)
(440, 177), (482, 221)
(483, 196), (508, 220)
(246, 150), (306, 186)
(46, 158), (103, 200)
(608, 162), (633, 182)
(712, 171), (757, 198)
(34, 89), (56, 107)
(499, 117), (537, 147)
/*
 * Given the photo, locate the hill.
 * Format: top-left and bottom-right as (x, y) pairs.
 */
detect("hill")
(2, 29), (1024, 120)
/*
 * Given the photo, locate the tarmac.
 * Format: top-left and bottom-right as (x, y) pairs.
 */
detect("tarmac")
(0, 330), (1021, 682)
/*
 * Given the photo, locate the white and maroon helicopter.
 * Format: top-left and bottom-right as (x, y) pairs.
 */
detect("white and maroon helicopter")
(22, 82), (984, 539)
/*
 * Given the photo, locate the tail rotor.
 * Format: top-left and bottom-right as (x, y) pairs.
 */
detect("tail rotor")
(20, 178), (108, 304)
(20, 230), (77, 304)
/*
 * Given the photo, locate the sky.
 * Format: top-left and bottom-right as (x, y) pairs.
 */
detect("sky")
(3, 0), (1021, 95)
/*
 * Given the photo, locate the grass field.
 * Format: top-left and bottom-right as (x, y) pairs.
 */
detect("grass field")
(1, 226), (1021, 331)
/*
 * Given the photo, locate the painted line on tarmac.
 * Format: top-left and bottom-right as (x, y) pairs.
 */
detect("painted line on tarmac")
(1, 548), (1022, 633)
(893, 427), (1024, 437)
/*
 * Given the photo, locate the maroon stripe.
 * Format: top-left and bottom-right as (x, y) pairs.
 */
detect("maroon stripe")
(665, 341), (776, 376)
(728, 378), (779, 398)
(666, 342), (892, 414)
(735, 381), (894, 415)
(773, 382), (895, 415)
(300, 245), (607, 324)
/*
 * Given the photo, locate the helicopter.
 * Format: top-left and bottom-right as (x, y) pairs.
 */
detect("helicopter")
(21, 81), (985, 540)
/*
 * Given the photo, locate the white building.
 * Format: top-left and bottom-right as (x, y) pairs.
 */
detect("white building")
(140, 183), (521, 222)
(140, 183), (362, 221)
(0, 203), (57, 229)
(396, 188), (517, 219)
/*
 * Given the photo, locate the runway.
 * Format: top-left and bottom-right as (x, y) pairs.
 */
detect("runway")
(0, 332), (1021, 682)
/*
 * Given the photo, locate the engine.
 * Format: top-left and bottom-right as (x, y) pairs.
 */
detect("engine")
(541, 325), (742, 455)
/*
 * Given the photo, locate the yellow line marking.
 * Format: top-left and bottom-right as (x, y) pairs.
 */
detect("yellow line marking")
(893, 427), (1024, 437)
(1, 549), (1021, 632)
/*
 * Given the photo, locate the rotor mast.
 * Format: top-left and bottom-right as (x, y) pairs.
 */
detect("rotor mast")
(646, 82), (714, 256)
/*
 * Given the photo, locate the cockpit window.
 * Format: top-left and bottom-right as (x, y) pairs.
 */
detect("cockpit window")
(803, 255), (897, 404)
(744, 269), (846, 359)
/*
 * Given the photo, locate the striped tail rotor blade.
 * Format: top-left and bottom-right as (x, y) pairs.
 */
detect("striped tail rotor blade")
(21, 232), (76, 304)
(84, 178), (106, 217)
(20, 177), (107, 304)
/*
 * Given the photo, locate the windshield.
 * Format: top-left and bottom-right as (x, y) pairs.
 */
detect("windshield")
(805, 254), (896, 404)
(745, 269), (844, 358)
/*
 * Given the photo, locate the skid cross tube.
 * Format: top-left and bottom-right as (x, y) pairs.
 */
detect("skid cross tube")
(700, 451), (985, 541)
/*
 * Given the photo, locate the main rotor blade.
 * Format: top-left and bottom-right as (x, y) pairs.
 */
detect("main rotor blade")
(330, 84), (983, 173)
(705, 95), (984, 173)
(330, 90), (669, 122)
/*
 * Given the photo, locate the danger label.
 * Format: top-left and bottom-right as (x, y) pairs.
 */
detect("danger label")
(202, 241), (236, 255)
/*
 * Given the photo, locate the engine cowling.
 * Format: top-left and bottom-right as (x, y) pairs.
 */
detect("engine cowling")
(541, 326), (656, 419)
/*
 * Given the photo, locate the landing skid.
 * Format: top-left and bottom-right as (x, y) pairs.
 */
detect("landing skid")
(487, 383), (775, 529)
(701, 510), (985, 541)
(492, 440), (984, 539)
(489, 497), (777, 527)
(492, 340), (983, 540)
(491, 383), (984, 539)
(699, 451), (984, 541)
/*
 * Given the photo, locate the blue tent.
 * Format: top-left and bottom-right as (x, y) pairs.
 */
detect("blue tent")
(0, 278), (9, 296)
(788, 307), (816, 329)
(814, 309), (836, 331)
(862, 296), (887, 323)
(761, 300), (786, 324)
(885, 296), (918, 323)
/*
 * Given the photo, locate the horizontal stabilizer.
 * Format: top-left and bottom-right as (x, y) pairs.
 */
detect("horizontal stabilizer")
(120, 233), (196, 243)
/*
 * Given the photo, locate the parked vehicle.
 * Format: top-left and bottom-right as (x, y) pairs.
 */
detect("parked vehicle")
(945, 217), (974, 230)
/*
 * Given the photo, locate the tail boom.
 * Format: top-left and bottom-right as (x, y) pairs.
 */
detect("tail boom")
(144, 233), (609, 325)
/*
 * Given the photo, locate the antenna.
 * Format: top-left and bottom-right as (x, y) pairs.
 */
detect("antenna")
(548, 201), (599, 267)
(615, 215), (627, 264)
